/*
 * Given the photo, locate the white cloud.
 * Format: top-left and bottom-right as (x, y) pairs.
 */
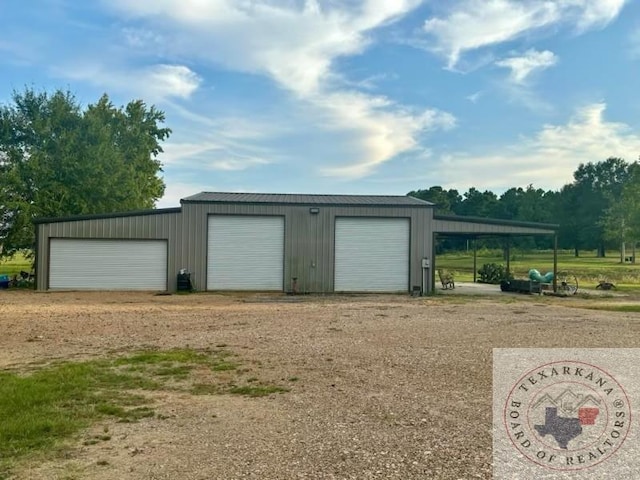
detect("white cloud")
(315, 90), (456, 177)
(158, 104), (283, 173)
(434, 103), (640, 191)
(423, 0), (627, 68)
(146, 65), (201, 99)
(166, 103), (290, 141)
(501, 84), (555, 114)
(165, 90), (453, 179)
(161, 141), (222, 166)
(209, 156), (270, 172)
(101, 0), (449, 178)
(55, 63), (201, 101)
(496, 49), (558, 84)
(341, 73), (398, 91)
(574, 0), (628, 31)
(108, 0), (422, 96)
(159, 99), (294, 173)
(121, 27), (164, 48)
(161, 136), (273, 172)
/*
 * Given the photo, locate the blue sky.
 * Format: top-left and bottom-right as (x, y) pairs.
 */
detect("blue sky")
(1, 0), (639, 208)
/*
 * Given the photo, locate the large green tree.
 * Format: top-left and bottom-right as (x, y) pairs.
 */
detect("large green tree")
(495, 185), (555, 223)
(555, 184), (582, 255)
(601, 161), (640, 261)
(568, 157), (633, 257)
(457, 187), (499, 217)
(0, 88), (170, 257)
(407, 186), (461, 214)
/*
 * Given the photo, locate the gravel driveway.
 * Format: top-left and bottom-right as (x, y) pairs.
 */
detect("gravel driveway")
(1, 291), (639, 479)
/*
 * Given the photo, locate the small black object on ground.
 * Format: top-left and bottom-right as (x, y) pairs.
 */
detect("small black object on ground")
(177, 271), (194, 292)
(500, 279), (546, 295)
(596, 281), (616, 290)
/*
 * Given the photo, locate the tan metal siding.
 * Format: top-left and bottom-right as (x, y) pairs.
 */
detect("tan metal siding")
(179, 203), (432, 293)
(37, 204), (433, 293)
(178, 203), (292, 292)
(36, 212), (181, 291)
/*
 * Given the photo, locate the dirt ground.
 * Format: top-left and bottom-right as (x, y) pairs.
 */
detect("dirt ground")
(1, 290), (640, 479)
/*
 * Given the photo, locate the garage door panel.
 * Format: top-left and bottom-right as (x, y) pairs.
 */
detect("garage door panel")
(335, 218), (409, 292)
(207, 216), (284, 290)
(49, 239), (167, 290)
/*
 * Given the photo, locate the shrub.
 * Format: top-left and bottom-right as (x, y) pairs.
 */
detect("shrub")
(477, 263), (511, 284)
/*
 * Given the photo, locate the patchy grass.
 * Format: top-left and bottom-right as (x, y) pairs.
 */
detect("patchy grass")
(212, 361), (238, 371)
(0, 363), (150, 477)
(113, 349), (213, 366)
(0, 348), (287, 478)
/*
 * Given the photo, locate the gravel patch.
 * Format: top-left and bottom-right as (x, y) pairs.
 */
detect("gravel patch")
(1, 291), (639, 479)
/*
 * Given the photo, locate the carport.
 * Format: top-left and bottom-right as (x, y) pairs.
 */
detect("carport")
(431, 214), (559, 293)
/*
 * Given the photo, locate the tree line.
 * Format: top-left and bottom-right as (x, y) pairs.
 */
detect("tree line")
(408, 157), (640, 257)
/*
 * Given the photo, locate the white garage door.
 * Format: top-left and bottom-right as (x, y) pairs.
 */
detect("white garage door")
(335, 217), (410, 292)
(207, 216), (284, 290)
(49, 239), (167, 290)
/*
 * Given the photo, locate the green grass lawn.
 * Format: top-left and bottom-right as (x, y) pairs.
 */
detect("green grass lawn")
(0, 348), (289, 478)
(436, 249), (640, 289)
(0, 252), (32, 277)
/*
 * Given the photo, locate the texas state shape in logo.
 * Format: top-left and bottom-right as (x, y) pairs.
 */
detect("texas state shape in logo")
(503, 360), (631, 471)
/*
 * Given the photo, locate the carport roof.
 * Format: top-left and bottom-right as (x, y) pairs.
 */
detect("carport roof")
(433, 214), (558, 236)
(181, 192), (434, 207)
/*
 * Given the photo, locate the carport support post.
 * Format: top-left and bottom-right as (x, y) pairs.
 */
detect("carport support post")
(473, 239), (477, 283)
(34, 223), (40, 290)
(553, 234), (558, 293)
(431, 232), (437, 294)
(505, 237), (511, 279)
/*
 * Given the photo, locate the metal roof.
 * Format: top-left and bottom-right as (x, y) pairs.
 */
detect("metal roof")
(181, 192), (434, 207)
(433, 214), (558, 235)
(33, 207), (182, 224)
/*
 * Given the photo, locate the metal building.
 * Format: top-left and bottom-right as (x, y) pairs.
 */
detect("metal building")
(35, 193), (434, 293)
(34, 192), (558, 293)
